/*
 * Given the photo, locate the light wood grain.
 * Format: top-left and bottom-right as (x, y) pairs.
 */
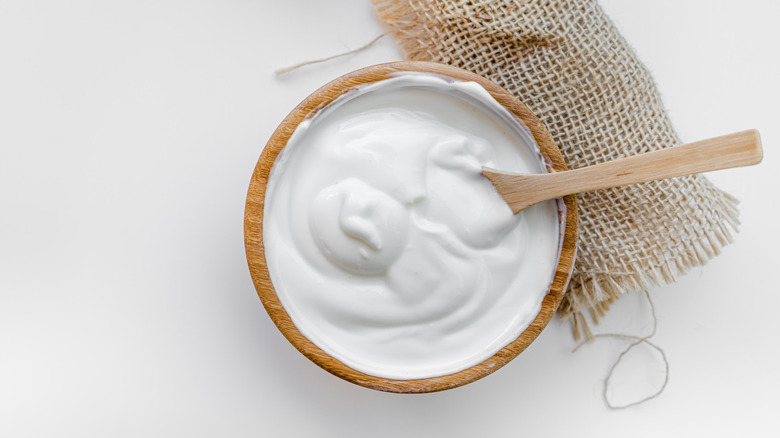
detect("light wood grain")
(244, 61), (578, 393)
(484, 129), (763, 214)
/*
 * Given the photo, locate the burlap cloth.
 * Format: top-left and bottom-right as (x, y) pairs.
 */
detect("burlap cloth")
(372, 0), (740, 338)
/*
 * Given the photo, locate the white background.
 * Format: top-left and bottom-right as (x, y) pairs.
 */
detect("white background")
(1, 0), (778, 436)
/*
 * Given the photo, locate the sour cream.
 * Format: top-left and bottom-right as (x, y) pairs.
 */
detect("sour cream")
(263, 73), (563, 380)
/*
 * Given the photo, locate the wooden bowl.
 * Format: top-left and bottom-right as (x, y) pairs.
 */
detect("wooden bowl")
(244, 61), (578, 393)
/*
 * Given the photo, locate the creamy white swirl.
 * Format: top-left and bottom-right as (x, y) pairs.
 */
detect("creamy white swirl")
(309, 178), (409, 275)
(263, 73), (562, 379)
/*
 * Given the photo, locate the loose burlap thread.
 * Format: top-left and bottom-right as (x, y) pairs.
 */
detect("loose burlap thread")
(372, 0), (740, 338)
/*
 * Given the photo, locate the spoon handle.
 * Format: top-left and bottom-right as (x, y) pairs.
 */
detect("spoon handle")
(484, 129), (763, 214)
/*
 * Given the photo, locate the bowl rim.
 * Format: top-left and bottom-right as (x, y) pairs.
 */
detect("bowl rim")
(244, 61), (578, 393)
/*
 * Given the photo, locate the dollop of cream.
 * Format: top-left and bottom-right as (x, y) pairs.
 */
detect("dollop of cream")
(309, 178), (409, 275)
(263, 73), (563, 379)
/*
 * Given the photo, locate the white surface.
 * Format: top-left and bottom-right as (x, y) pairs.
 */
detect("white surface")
(0, 0), (777, 436)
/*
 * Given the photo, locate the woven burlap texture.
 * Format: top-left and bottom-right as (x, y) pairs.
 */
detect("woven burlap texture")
(373, 0), (740, 338)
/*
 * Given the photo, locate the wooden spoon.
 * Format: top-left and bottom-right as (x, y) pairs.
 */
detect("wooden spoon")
(483, 129), (763, 214)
